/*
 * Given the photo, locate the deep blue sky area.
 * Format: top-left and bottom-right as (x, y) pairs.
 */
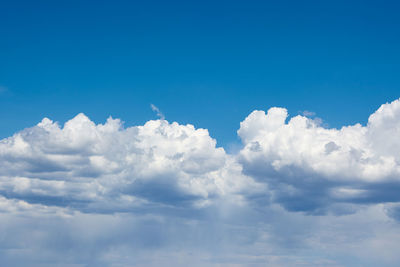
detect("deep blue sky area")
(1, 0), (400, 147)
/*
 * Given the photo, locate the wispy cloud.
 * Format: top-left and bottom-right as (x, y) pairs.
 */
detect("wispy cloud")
(150, 104), (165, 120)
(301, 110), (316, 117)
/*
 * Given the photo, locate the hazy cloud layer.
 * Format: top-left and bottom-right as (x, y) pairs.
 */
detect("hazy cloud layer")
(1, 99), (400, 266)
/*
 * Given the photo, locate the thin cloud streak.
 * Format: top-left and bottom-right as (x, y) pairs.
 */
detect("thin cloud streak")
(150, 104), (165, 120)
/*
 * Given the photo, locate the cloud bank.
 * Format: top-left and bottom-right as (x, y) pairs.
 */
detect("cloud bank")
(238, 99), (400, 213)
(0, 114), (257, 214)
(1, 99), (400, 266)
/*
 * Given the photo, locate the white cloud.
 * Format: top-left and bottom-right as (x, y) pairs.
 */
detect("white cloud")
(1, 99), (400, 266)
(238, 98), (400, 212)
(0, 113), (257, 213)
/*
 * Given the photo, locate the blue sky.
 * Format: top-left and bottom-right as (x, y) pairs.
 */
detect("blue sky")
(1, 0), (400, 147)
(1, 1), (400, 266)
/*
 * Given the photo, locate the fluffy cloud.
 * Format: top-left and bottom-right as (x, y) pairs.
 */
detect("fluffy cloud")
(238, 98), (400, 213)
(0, 114), (257, 213)
(1, 99), (400, 266)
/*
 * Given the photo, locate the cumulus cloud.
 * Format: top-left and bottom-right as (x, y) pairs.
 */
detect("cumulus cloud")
(0, 114), (258, 213)
(1, 99), (400, 266)
(238, 98), (400, 213)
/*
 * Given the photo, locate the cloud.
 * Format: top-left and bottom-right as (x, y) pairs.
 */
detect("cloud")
(301, 110), (316, 117)
(150, 104), (165, 120)
(0, 200), (398, 267)
(238, 98), (400, 213)
(1, 99), (400, 266)
(0, 113), (257, 214)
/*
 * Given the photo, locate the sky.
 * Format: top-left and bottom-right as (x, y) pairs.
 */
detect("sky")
(1, 0), (400, 147)
(1, 1), (400, 266)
